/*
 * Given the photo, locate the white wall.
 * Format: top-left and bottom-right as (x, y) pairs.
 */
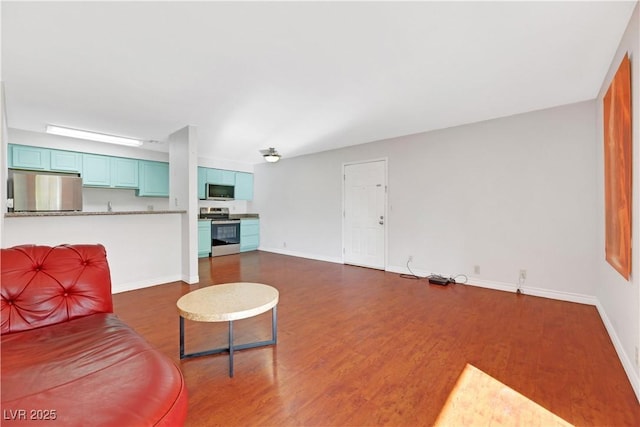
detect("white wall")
(1, 84), (7, 243)
(254, 152), (345, 263)
(169, 125), (199, 284)
(0, 0), (4, 242)
(198, 155), (253, 174)
(82, 187), (169, 213)
(254, 100), (599, 301)
(595, 3), (639, 399)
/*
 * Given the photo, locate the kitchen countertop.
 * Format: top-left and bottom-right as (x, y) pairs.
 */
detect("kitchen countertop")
(198, 213), (260, 220)
(5, 210), (187, 218)
(230, 213), (260, 219)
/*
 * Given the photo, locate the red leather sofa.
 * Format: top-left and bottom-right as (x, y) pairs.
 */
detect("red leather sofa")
(1, 244), (188, 426)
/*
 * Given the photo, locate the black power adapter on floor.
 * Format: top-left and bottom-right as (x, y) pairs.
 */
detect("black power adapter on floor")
(427, 275), (450, 286)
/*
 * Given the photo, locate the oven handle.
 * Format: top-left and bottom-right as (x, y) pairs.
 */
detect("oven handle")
(211, 220), (241, 225)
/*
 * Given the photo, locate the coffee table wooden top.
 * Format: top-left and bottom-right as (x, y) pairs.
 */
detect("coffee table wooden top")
(177, 282), (279, 322)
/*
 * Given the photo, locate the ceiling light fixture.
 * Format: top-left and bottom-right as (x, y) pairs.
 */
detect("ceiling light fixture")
(263, 147), (281, 163)
(46, 125), (144, 147)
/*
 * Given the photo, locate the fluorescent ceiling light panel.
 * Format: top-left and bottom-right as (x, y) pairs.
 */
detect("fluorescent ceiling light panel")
(46, 125), (144, 147)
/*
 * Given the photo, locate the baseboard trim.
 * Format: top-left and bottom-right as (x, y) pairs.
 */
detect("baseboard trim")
(112, 274), (183, 294)
(259, 246), (343, 264)
(386, 264), (597, 305)
(595, 301), (640, 402)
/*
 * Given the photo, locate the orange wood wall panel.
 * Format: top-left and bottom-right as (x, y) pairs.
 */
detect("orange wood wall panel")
(603, 53), (632, 280)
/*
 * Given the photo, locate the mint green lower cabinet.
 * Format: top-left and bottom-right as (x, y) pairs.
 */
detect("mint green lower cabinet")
(198, 220), (212, 257)
(235, 172), (254, 200)
(137, 160), (169, 197)
(50, 149), (82, 172)
(9, 145), (50, 170)
(240, 219), (260, 252)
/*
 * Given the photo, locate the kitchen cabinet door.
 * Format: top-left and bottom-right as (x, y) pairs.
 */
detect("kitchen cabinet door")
(235, 172), (254, 200)
(137, 160), (169, 197)
(197, 167), (207, 199)
(240, 219), (260, 252)
(82, 154), (138, 188)
(111, 157), (139, 188)
(198, 220), (212, 257)
(207, 168), (236, 186)
(82, 154), (111, 186)
(10, 145), (50, 170)
(50, 149), (82, 173)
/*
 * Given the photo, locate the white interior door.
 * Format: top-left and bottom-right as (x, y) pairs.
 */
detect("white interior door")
(343, 160), (386, 269)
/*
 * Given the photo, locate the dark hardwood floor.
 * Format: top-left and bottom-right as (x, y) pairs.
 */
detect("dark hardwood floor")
(112, 251), (640, 426)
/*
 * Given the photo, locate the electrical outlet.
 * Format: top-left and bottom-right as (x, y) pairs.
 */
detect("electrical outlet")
(474, 265), (480, 274)
(408, 255), (413, 263)
(519, 269), (527, 280)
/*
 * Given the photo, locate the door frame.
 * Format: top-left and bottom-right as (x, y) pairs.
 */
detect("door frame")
(341, 158), (389, 270)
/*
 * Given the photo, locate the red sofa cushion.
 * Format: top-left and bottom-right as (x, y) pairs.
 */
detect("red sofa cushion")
(1, 313), (188, 426)
(1, 244), (113, 334)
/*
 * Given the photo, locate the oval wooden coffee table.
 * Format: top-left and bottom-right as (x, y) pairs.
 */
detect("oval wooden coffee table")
(177, 282), (279, 377)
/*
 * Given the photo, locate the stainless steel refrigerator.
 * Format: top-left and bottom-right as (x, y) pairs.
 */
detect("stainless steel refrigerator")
(10, 170), (83, 212)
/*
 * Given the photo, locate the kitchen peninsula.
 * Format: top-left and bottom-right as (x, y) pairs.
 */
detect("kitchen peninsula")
(3, 210), (186, 293)
(6, 209), (185, 217)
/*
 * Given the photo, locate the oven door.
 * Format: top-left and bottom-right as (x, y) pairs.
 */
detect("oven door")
(211, 220), (241, 256)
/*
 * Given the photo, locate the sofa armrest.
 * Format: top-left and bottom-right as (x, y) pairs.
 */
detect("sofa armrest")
(1, 244), (114, 334)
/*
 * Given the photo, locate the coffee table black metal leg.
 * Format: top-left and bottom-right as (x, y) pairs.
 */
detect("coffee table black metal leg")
(179, 316), (185, 358)
(179, 306), (277, 377)
(228, 320), (234, 377)
(272, 306), (277, 344)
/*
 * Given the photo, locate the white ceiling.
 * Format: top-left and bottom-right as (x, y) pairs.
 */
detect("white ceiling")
(2, 1), (637, 165)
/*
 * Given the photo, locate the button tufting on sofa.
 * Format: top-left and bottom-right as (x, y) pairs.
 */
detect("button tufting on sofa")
(1, 244), (188, 425)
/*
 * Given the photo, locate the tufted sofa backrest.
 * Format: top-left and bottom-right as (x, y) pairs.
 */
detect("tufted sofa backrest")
(1, 244), (113, 335)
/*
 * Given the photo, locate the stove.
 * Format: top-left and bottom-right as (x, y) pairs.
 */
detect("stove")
(199, 207), (231, 221)
(199, 207), (241, 257)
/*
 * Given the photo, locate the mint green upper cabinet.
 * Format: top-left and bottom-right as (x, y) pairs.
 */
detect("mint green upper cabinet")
(50, 149), (82, 173)
(207, 168), (236, 186)
(9, 145), (50, 170)
(82, 154), (138, 188)
(111, 157), (138, 188)
(198, 167), (237, 199)
(137, 160), (169, 197)
(235, 172), (254, 200)
(9, 144), (82, 173)
(82, 154), (111, 186)
(197, 167), (207, 199)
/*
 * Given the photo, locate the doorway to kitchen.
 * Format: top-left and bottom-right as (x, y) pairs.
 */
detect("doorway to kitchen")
(342, 159), (387, 270)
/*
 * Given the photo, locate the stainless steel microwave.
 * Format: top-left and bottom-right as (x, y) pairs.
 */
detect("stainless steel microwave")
(206, 183), (234, 200)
